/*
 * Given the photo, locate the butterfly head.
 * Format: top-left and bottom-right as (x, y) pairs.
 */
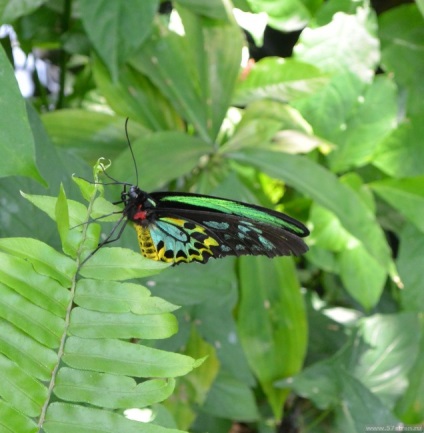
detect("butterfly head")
(122, 185), (157, 225)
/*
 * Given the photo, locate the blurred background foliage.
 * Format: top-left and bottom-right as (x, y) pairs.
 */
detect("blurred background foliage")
(0, 0), (423, 431)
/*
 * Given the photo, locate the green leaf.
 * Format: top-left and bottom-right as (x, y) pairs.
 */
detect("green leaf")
(379, 3), (424, 115)
(44, 402), (185, 433)
(79, 247), (169, 281)
(370, 176), (424, 233)
(69, 308), (177, 340)
(42, 110), (148, 162)
(0, 250), (69, 318)
(397, 224), (424, 312)
(79, 0), (159, 80)
(237, 256), (307, 418)
(0, 400), (37, 433)
(75, 279), (179, 314)
(355, 313), (421, 408)
(0, 46), (44, 183)
(294, 8), (380, 81)
(0, 237), (75, 286)
(0, 354), (47, 417)
(0, 319), (58, 381)
(233, 57), (327, 106)
(174, 0), (229, 20)
(131, 9), (243, 141)
(246, 0), (320, 31)
(338, 244), (387, 310)
(395, 329), (424, 424)
(231, 149), (392, 270)
(372, 116), (424, 178)
(203, 371), (259, 422)
(327, 76), (398, 171)
(21, 191), (88, 226)
(55, 184), (73, 256)
(109, 131), (211, 190)
(63, 336), (197, 378)
(55, 368), (175, 409)
(92, 59), (183, 131)
(287, 361), (399, 430)
(0, 283), (64, 349)
(0, 0), (48, 22)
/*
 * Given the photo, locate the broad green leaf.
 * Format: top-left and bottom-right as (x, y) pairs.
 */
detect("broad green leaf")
(334, 373), (399, 431)
(287, 360), (399, 429)
(0, 0), (47, 22)
(294, 73), (397, 172)
(69, 308), (177, 339)
(338, 244), (387, 309)
(0, 46), (44, 183)
(165, 327), (219, 430)
(75, 279), (178, 314)
(63, 336), (198, 378)
(79, 0), (159, 80)
(0, 103), (90, 250)
(308, 203), (351, 252)
(55, 368), (175, 409)
(233, 57), (327, 106)
(0, 237), (75, 286)
(238, 256), (307, 418)
(131, 10), (243, 141)
(379, 3), (424, 115)
(93, 58), (183, 131)
(175, 0), (229, 19)
(44, 402), (185, 433)
(355, 313), (420, 407)
(231, 149), (392, 269)
(327, 76), (398, 171)
(145, 257), (235, 306)
(178, 5), (243, 140)
(372, 116), (424, 178)
(395, 329), (424, 424)
(294, 71), (365, 142)
(294, 8), (380, 82)
(0, 354), (46, 417)
(222, 99), (326, 154)
(79, 247), (169, 281)
(109, 131), (211, 190)
(195, 297), (255, 386)
(397, 224), (424, 312)
(246, 0), (320, 31)
(42, 110), (148, 162)
(370, 176), (424, 233)
(203, 371), (259, 422)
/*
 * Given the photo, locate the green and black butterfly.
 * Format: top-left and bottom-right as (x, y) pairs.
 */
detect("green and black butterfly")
(116, 187), (309, 265)
(92, 123), (309, 265)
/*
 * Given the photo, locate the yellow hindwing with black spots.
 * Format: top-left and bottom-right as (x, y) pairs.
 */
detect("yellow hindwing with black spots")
(134, 218), (220, 264)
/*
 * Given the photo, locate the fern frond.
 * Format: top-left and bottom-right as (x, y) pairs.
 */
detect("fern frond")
(0, 181), (196, 432)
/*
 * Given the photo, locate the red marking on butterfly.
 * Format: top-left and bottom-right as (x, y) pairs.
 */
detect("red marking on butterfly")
(133, 207), (147, 221)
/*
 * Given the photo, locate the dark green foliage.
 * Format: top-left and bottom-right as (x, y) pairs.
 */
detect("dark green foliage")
(0, 0), (423, 431)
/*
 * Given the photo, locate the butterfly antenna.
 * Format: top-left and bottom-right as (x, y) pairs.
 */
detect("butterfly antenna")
(125, 117), (139, 186)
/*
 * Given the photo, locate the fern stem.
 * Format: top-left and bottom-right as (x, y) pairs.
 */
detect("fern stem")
(38, 175), (101, 429)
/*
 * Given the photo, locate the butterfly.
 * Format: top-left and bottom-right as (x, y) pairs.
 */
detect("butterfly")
(89, 123), (309, 265)
(111, 185), (309, 265)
